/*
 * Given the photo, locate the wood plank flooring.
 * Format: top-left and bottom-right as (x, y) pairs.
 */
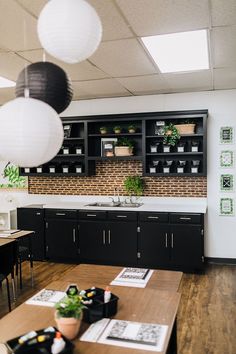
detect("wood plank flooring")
(0, 262), (235, 354)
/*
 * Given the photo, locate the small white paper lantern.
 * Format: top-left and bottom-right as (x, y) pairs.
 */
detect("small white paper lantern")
(37, 0), (102, 64)
(0, 97), (63, 167)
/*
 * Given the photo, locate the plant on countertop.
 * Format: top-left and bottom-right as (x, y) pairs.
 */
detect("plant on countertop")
(163, 123), (180, 146)
(115, 137), (134, 148)
(124, 175), (144, 196)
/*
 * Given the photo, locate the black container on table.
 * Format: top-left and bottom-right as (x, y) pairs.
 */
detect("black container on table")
(6, 328), (74, 354)
(82, 287), (119, 324)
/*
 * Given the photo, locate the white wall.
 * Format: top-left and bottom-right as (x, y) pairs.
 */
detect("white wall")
(1, 89), (236, 259)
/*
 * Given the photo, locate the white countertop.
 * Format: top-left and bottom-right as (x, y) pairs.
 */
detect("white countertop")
(41, 197), (207, 213)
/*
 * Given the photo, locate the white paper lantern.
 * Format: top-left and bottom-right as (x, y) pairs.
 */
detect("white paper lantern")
(0, 97), (64, 167)
(37, 0), (102, 64)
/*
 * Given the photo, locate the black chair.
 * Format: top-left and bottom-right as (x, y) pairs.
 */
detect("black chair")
(15, 239), (34, 290)
(0, 240), (17, 312)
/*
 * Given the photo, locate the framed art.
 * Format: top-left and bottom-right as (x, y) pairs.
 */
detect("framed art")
(101, 138), (117, 157)
(220, 198), (234, 216)
(0, 162), (27, 189)
(220, 126), (234, 144)
(220, 174), (234, 192)
(220, 150), (234, 167)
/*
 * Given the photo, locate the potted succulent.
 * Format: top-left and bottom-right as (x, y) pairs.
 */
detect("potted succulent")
(54, 287), (85, 340)
(113, 125), (122, 134)
(163, 123), (180, 147)
(128, 124), (137, 133)
(100, 126), (107, 134)
(115, 137), (134, 156)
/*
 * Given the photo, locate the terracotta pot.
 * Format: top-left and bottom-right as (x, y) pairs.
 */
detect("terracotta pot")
(55, 312), (81, 340)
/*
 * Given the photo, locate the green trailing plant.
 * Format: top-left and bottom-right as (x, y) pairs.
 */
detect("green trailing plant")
(115, 137), (134, 148)
(55, 290), (85, 319)
(124, 175), (144, 196)
(163, 123), (180, 146)
(3, 164), (27, 188)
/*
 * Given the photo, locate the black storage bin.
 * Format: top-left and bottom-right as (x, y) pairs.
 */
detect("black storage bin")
(82, 287), (119, 324)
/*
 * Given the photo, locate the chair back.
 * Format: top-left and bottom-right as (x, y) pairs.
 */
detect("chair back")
(0, 240), (17, 277)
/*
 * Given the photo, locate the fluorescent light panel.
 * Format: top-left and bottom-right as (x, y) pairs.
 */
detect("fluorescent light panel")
(141, 29), (209, 73)
(0, 76), (15, 88)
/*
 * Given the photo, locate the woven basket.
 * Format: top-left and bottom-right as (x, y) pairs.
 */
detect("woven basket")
(115, 146), (133, 156)
(174, 124), (196, 134)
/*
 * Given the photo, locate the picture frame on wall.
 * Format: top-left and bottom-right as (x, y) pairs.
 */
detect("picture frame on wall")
(220, 174), (234, 192)
(220, 126), (234, 144)
(220, 198), (234, 216)
(220, 150), (234, 168)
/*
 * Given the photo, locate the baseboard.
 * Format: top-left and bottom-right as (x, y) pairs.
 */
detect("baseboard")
(206, 257), (236, 265)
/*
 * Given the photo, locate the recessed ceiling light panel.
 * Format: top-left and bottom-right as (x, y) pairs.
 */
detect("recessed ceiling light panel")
(141, 29), (209, 73)
(0, 76), (16, 88)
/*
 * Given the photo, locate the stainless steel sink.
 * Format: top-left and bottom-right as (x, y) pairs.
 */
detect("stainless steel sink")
(85, 202), (143, 208)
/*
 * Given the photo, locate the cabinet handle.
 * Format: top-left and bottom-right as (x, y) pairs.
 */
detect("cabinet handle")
(36, 212), (41, 215)
(108, 230), (111, 244)
(171, 233), (174, 248)
(56, 213), (66, 216)
(102, 230), (106, 244)
(148, 216), (159, 219)
(72, 229), (76, 243)
(165, 233), (168, 248)
(45, 222), (48, 229)
(116, 215), (127, 218)
(180, 217), (191, 220)
(86, 214), (97, 217)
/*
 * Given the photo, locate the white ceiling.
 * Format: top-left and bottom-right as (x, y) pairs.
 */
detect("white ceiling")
(0, 0), (236, 105)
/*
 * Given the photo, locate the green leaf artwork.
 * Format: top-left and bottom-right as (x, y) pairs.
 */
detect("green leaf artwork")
(220, 198), (234, 216)
(0, 162), (27, 189)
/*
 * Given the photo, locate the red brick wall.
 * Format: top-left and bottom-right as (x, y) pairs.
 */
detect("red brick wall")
(28, 161), (207, 197)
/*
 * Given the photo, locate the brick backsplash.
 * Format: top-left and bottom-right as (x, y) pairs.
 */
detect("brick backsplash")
(28, 161), (207, 197)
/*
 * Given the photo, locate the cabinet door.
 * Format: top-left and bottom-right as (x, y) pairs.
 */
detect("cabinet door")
(170, 224), (203, 269)
(17, 208), (45, 261)
(138, 223), (170, 268)
(78, 221), (107, 263)
(106, 221), (137, 266)
(45, 219), (78, 261)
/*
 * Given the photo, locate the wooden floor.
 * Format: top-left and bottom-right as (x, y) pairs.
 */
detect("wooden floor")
(0, 262), (236, 354)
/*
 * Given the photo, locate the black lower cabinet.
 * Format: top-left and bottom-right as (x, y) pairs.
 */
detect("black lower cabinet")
(17, 206), (45, 261)
(138, 212), (204, 271)
(78, 210), (137, 266)
(45, 209), (79, 262)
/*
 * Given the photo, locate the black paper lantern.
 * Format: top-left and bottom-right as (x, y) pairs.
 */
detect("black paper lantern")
(15, 62), (73, 113)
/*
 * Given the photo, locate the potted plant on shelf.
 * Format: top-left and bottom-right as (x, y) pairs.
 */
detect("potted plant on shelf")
(174, 119), (196, 135)
(100, 126), (108, 134)
(163, 123), (180, 147)
(128, 124), (137, 133)
(115, 137), (134, 156)
(113, 125), (122, 134)
(54, 286), (85, 340)
(124, 175), (144, 203)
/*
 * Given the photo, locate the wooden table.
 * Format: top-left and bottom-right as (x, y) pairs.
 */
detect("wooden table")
(62, 263), (183, 292)
(0, 230), (35, 288)
(0, 238), (16, 247)
(0, 265), (182, 354)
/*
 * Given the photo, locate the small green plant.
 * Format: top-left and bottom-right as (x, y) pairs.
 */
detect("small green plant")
(116, 137), (134, 148)
(100, 126), (107, 132)
(55, 290), (85, 319)
(128, 124), (137, 132)
(124, 176), (144, 196)
(163, 123), (180, 146)
(113, 126), (122, 133)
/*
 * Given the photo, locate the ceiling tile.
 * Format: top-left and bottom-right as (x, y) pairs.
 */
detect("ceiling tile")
(116, 0), (210, 36)
(0, 0), (40, 51)
(0, 52), (29, 81)
(88, 0), (133, 40)
(212, 26), (236, 67)
(18, 49), (109, 80)
(214, 67), (236, 89)
(16, 0), (47, 17)
(72, 78), (131, 99)
(163, 70), (213, 92)
(90, 38), (157, 76)
(211, 0), (236, 26)
(116, 74), (170, 94)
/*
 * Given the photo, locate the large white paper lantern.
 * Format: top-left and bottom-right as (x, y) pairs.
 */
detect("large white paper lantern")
(0, 97), (64, 167)
(37, 0), (102, 64)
